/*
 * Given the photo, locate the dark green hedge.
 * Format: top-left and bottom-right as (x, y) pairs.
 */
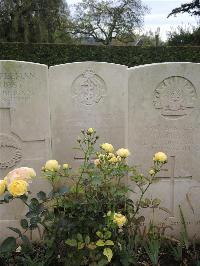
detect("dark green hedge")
(0, 43), (200, 67)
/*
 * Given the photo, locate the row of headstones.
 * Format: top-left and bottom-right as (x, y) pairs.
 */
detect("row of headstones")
(0, 60), (200, 240)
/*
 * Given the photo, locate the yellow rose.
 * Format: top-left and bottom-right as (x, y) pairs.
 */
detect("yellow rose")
(113, 213), (127, 228)
(116, 148), (130, 158)
(8, 180), (28, 197)
(45, 160), (60, 171)
(153, 152), (167, 163)
(4, 167), (36, 186)
(87, 128), (95, 134)
(109, 156), (118, 164)
(101, 143), (114, 153)
(0, 180), (6, 196)
(149, 169), (155, 176)
(63, 164), (69, 170)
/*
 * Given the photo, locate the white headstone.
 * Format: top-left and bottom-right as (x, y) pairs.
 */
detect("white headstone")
(50, 62), (128, 167)
(128, 63), (200, 238)
(0, 61), (51, 239)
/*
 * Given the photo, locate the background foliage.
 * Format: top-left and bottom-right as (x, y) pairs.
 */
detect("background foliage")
(0, 0), (71, 43)
(167, 26), (200, 46)
(0, 43), (199, 67)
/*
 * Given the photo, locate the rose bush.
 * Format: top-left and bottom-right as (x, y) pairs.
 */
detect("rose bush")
(0, 129), (169, 265)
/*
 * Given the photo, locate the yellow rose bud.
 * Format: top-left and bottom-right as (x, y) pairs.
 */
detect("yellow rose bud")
(109, 156), (118, 164)
(8, 180), (28, 197)
(0, 180), (6, 196)
(149, 169), (155, 176)
(153, 152), (167, 163)
(87, 128), (95, 134)
(107, 211), (112, 217)
(27, 168), (36, 178)
(94, 159), (100, 166)
(101, 143), (114, 153)
(116, 148), (130, 158)
(113, 213), (127, 228)
(63, 164), (69, 170)
(45, 160), (60, 171)
(152, 198), (161, 207)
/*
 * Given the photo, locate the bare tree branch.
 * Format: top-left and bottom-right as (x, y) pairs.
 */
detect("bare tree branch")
(70, 0), (149, 45)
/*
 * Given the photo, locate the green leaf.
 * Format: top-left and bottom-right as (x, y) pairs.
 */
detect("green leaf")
(19, 194), (28, 201)
(77, 233), (83, 242)
(105, 240), (114, 246)
(37, 191), (46, 201)
(96, 231), (103, 239)
(21, 235), (32, 248)
(8, 227), (22, 236)
(20, 219), (29, 229)
(30, 198), (39, 206)
(30, 216), (40, 224)
(103, 248), (113, 262)
(98, 258), (109, 266)
(26, 211), (35, 218)
(104, 231), (112, 239)
(91, 176), (102, 186)
(4, 193), (13, 203)
(0, 237), (16, 253)
(65, 239), (77, 247)
(85, 235), (90, 244)
(87, 243), (96, 250)
(77, 242), (85, 249)
(30, 217), (40, 229)
(96, 240), (105, 247)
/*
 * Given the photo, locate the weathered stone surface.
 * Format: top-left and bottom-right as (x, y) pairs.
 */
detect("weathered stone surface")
(0, 61), (51, 238)
(49, 62), (128, 167)
(128, 63), (200, 238)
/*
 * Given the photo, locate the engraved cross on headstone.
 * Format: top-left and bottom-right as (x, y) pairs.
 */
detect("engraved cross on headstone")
(159, 155), (192, 216)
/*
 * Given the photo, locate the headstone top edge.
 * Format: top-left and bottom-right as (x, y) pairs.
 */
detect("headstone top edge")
(0, 60), (48, 68)
(49, 61), (128, 70)
(128, 62), (200, 71)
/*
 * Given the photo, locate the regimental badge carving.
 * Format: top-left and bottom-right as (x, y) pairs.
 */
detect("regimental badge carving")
(153, 76), (197, 119)
(71, 69), (107, 106)
(0, 134), (22, 169)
